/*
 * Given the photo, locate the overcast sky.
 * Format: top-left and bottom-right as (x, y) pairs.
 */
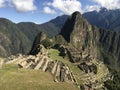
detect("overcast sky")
(0, 0), (120, 24)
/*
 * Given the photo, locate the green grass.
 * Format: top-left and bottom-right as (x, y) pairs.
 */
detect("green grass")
(48, 49), (81, 73)
(0, 64), (78, 90)
(48, 49), (83, 85)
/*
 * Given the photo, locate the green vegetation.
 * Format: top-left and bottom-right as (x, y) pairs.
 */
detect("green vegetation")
(42, 38), (53, 48)
(0, 64), (78, 90)
(48, 49), (80, 73)
(48, 49), (83, 84)
(17, 15), (68, 51)
(0, 18), (31, 57)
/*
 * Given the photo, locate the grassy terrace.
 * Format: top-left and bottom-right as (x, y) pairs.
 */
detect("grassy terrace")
(48, 49), (83, 85)
(0, 64), (78, 90)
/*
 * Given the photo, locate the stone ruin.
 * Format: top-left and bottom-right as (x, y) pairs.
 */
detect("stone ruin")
(5, 45), (78, 86)
(64, 45), (111, 90)
(6, 54), (78, 85)
(4, 44), (111, 90)
(78, 62), (97, 74)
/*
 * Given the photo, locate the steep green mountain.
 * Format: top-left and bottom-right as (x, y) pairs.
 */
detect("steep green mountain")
(0, 18), (31, 57)
(17, 21), (59, 43)
(17, 22), (41, 42)
(17, 15), (68, 43)
(83, 8), (120, 31)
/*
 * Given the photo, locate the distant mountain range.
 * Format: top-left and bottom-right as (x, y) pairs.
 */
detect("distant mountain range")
(83, 8), (120, 31)
(0, 8), (120, 57)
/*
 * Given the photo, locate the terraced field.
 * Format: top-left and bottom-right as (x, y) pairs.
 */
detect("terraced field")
(48, 49), (83, 84)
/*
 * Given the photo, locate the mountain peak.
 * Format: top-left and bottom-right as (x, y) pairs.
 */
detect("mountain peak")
(70, 11), (82, 21)
(72, 11), (82, 17)
(60, 11), (88, 43)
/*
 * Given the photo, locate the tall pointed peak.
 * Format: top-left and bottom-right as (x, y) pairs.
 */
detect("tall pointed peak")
(71, 11), (82, 17)
(60, 11), (89, 43)
(69, 11), (82, 21)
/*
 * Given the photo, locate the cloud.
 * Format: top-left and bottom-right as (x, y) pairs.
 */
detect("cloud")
(92, 0), (120, 10)
(43, 6), (56, 14)
(84, 5), (100, 12)
(0, 0), (5, 7)
(45, 0), (82, 15)
(11, 0), (37, 12)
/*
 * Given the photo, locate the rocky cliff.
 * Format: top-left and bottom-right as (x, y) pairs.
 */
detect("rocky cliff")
(60, 11), (120, 69)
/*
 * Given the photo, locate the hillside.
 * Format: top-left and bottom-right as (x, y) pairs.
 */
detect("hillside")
(0, 18), (31, 57)
(17, 15), (68, 42)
